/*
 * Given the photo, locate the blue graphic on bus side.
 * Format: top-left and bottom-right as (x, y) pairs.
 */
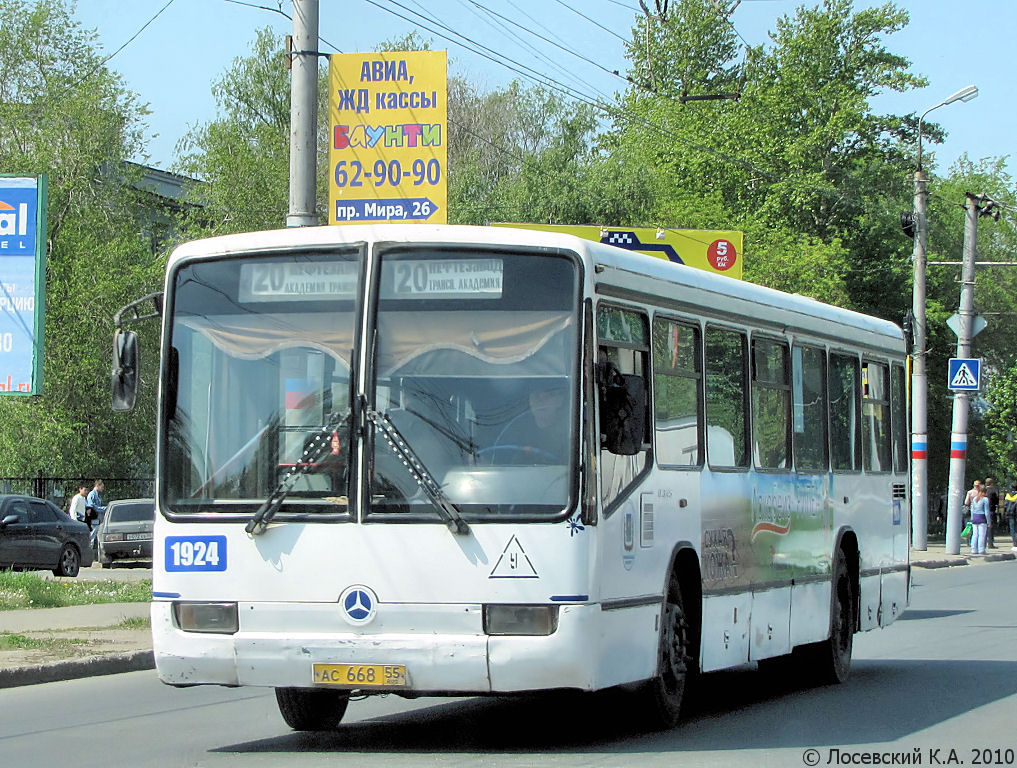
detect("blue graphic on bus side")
(165, 535), (228, 572)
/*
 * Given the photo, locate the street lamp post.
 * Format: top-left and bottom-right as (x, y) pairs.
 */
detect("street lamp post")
(910, 84), (977, 551)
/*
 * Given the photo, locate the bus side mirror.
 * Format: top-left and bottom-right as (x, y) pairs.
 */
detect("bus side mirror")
(112, 329), (140, 412)
(598, 364), (647, 456)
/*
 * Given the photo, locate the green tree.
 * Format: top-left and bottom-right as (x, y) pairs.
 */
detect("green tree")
(614, 0), (925, 314)
(175, 27), (331, 235)
(925, 157), (1017, 489)
(448, 81), (602, 225)
(0, 0), (162, 480)
(984, 362), (1017, 484)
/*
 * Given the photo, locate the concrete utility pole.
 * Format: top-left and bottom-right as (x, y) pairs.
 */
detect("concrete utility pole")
(944, 193), (984, 554)
(287, 0), (319, 227)
(910, 168), (930, 549)
(909, 84), (977, 550)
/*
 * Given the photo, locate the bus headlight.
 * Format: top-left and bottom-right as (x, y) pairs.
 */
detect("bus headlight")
(483, 605), (559, 636)
(173, 602), (239, 634)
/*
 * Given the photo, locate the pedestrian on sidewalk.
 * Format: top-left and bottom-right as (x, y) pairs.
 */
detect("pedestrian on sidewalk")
(964, 479), (981, 523)
(970, 487), (989, 555)
(67, 483), (88, 523)
(1004, 482), (1017, 551)
(86, 479), (108, 554)
(985, 477), (1000, 548)
(85, 480), (107, 531)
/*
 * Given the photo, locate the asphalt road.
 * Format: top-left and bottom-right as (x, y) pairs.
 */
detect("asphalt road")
(2, 562), (1015, 768)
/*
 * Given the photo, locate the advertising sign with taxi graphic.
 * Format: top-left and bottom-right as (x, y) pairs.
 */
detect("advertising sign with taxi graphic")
(492, 223), (744, 279)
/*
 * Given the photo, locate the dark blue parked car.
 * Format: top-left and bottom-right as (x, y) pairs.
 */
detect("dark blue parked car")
(0, 494), (94, 577)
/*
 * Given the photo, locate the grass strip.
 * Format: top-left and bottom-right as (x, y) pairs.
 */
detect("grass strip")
(0, 631), (83, 653)
(118, 616), (151, 630)
(0, 572), (151, 611)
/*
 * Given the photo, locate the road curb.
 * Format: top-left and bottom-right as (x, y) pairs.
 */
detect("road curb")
(984, 552), (1017, 563)
(0, 650), (155, 689)
(910, 551), (1016, 569)
(911, 558), (969, 569)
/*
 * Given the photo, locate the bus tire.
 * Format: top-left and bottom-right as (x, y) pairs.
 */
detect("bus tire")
(640, 577), (693, 729)
(275, 687), (350, 731)
(798, 547), (854, 685)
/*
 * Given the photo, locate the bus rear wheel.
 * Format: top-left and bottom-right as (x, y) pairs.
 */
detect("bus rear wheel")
(798, 547), (854, 685)
(640, 579), (694, 729)
(275, 687), (350, 731)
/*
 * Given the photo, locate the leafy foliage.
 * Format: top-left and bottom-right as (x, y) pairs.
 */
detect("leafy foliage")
(0, 0), (163, 478)
(9, 1), (1015, 496)
(174, 27), (330, 234)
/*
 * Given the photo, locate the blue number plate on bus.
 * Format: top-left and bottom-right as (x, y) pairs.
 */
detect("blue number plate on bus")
(165, 536), (227, 572)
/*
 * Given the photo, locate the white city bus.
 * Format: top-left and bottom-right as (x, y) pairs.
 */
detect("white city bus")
(113, 224), (909, 730)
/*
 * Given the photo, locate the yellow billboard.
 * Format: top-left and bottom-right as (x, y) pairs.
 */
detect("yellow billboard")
(492, 223), (743, 280)
(328, 51), (447, 225)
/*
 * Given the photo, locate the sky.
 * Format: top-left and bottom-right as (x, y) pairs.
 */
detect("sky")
(71, 0), (1016, 176)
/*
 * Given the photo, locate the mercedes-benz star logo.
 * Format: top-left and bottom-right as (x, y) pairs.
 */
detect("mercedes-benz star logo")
(339, 585), (377, 625)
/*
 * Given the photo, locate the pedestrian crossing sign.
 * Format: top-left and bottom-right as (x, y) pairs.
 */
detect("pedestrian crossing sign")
(948, 358), (981, 391)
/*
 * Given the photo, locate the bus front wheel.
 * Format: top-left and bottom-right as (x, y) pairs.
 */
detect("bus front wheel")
(640, 578), (694, 729)
(275, 687), (350, 731)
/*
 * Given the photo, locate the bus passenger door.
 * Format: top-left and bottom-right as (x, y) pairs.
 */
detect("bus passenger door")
(594, 305), (661, 686)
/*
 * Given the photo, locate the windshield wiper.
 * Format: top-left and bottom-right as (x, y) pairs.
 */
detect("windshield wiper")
(246, 409), (350, 536)
(368, 409), (471, 536)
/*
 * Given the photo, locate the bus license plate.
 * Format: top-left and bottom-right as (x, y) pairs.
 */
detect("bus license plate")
(312, 663), (407, 687)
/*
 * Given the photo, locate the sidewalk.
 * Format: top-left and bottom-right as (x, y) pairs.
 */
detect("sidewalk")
(0, 602), (153, 689)
(0, 544), (1013, 689)
(909, 539), (1017, 569)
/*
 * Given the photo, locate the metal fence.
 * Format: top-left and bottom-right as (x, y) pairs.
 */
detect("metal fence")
(0, 475), (155, 510)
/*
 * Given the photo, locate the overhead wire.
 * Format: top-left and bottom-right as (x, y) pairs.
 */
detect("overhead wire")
(550, 0), (630, 43)
(466, 0), (629, 87)
(56, 0), (177, 99)
(396, 1), (954, 267)
(604, 0), (642, 10)
(222, 0), (343, 52)
(456, 0), (599, 98)
(478, 4), (955, 242)
(367, 0), (774, 181)
(216, 0), (965, 274)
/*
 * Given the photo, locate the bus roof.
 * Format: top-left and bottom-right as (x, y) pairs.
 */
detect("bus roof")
(166, 223), (903, 348)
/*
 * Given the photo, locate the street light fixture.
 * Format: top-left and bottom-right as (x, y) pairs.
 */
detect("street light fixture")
(910, 84), (978, 550)
(917, 85), (978, 171)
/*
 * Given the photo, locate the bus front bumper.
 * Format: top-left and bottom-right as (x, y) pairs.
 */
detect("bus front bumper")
(152, 601), (598, 693)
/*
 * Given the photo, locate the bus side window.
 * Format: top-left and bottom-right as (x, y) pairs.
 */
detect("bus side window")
(652, 317), (703, 467)
(830, 353), (861, 471)
(862, 361), (891, 472)
(751, 337), (791, 470)
(891, 363), (908, 474)
(792, 345), (828, 472)
(597, 306), (650, 512)
(705, 326), (749, 468)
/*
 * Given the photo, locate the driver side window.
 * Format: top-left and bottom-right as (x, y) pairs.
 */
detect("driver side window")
(597, 305), (650, 512)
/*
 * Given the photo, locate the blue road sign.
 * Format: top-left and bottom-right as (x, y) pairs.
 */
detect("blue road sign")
(948, 358), (981, 391)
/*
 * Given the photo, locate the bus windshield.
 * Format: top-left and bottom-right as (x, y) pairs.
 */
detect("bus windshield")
(161, 244), (580, 521)
(163, 250), (360, 516)
(368, 248), (580, 519)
